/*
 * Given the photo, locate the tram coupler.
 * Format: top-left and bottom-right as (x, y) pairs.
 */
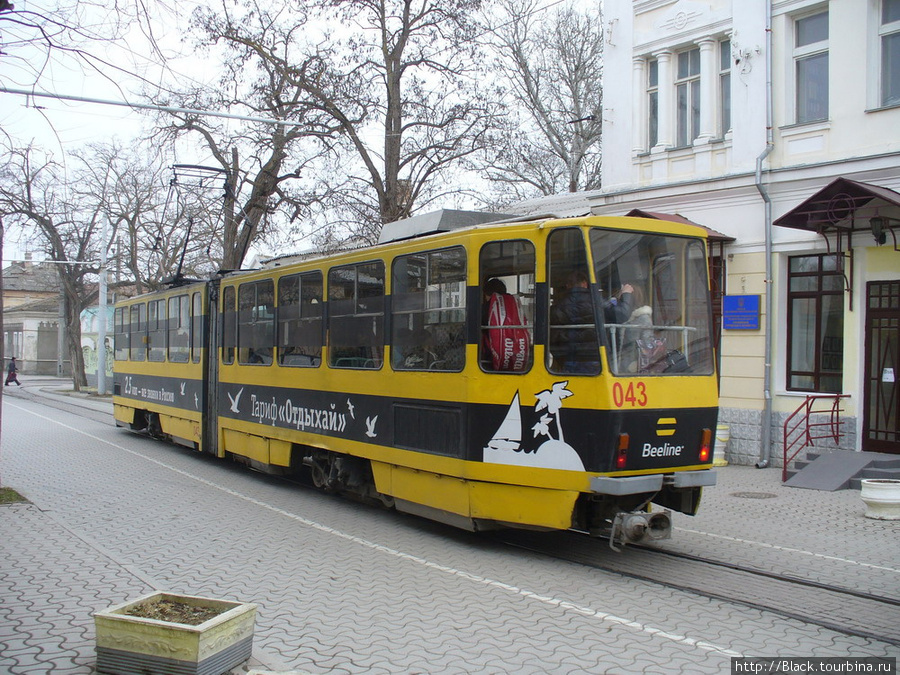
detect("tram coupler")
(608, 510), (672, 551)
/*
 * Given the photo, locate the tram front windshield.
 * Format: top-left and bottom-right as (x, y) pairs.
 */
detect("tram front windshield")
(589, 229), (714, 376)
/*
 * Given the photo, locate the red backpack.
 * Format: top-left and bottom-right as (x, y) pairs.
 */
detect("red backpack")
(485, 293), (530, 372)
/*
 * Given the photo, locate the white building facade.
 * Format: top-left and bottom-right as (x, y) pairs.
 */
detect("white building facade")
(515, 0), (900, 466)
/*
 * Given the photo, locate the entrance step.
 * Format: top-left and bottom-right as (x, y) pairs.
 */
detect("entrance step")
(849, 466), (900, 489)
(784, 451), (898, 491)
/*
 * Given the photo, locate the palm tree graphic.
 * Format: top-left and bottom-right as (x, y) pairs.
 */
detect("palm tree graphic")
(532, 381), (573, 442)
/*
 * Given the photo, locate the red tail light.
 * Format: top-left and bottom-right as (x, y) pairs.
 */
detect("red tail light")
(616, 433), (629, 469)
(699, 428), (712, 463)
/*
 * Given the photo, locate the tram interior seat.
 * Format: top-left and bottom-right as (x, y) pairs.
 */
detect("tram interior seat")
(280, 352), (321, 367)
(428, 323), (466, 371)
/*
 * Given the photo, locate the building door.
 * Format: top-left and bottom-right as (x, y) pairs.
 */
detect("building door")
(863, 281), (900, 454)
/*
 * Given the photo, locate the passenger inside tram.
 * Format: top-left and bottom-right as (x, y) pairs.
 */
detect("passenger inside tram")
(549, 271), (600, 374)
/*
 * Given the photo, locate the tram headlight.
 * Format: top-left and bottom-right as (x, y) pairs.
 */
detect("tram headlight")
(698, 428), (712, 463)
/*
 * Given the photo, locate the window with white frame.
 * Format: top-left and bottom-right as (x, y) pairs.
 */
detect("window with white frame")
(794, 10), (829, 123)
(882, 0), (900, 107)
(647, 58), (659, 148)
(676, 47), (701, 146)
(719, 39), (732, 135)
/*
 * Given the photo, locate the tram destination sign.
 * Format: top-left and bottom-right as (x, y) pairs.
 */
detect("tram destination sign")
(723, 294), (761, 330)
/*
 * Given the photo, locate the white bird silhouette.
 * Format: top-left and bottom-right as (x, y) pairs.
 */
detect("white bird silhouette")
(194, 393), (199, 410)
(347, 398), (355, 419)
(365, 415), (378, 438)
(227, 388), (244, 413)
(179, 382), (186, 396)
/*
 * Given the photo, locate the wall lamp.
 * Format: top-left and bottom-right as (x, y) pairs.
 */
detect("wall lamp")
(869, 215), (900, 250)
(870, 216), (887, 245)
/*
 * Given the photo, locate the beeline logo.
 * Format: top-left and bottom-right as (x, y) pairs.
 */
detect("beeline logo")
(642, 442), (684, 458)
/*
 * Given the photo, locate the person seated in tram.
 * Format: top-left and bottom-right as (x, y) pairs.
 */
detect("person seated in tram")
(549, 271), (601, 374)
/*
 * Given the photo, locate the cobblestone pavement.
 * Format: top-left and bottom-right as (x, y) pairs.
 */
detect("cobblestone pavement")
(1, 380), (898, 674)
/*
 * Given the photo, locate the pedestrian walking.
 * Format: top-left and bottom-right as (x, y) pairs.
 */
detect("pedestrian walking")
(6, 357), (21, 386)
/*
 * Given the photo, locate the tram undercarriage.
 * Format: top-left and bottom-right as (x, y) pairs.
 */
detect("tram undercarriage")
(297, 446), (708, 550)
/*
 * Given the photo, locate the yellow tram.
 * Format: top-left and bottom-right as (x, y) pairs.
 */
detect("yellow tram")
(113, 212), (718, 546)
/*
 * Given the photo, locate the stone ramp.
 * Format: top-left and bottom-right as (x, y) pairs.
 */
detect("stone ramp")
(785, 451), (900, 490)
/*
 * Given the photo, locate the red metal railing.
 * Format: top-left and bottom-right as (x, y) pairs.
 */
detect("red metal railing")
(782, 394), (848, 482)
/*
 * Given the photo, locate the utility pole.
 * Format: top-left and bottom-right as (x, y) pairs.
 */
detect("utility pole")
(97, 216), (109, 395)
(0, 217), (5, 487)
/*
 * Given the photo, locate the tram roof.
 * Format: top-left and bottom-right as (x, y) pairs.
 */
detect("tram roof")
(377, 209), (519, 244)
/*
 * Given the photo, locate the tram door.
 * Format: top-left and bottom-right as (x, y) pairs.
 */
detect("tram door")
(203, 280), (221, 456)
(863, 281), (900, 454)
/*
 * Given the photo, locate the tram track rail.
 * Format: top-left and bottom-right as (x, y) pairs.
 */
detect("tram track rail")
(491, 529), (900, 647)
(4, 385), (114, 426)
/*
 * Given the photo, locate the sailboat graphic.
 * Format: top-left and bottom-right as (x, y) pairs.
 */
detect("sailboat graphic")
(483, 385), (585, 472)
(484, 393), (523, 454)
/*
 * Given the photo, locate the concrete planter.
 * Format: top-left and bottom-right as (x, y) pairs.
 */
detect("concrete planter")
(860, 479), (900, 520)
(94, 592), (257, 675)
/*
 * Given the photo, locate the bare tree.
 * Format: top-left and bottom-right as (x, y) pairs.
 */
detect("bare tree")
(177, 0), (497, 248)
(481, 0), (604, 201)
(0, 144), (111, 390)
(0, 0), (172, 97)
(77, 143), (220, 295)
(151, 0), (335, 269)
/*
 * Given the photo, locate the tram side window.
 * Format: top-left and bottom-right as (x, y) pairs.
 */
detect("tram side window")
(589, 229), (715, 376)
(683, 242), (714, 373)
(479, 240), (534, 373)
(277, 272), (323, 367)
(328, 261), (384, 369)
(222, 286), (236, 365)
(167, 294), (190, 363)
(547, 228), (600, 375)
(238, 280), (275, 365)
(129, 304), (146, 361)
(391, 247), (466, 371)
(147, 299), (166, 362)
(190, 292), (203, 364)
(114, 307), (129, 361)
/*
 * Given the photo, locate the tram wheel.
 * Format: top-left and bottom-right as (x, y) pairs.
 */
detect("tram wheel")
(147, 413), (164, 439)
(310, 461), (328, 489)
(308, 452), (337, 492)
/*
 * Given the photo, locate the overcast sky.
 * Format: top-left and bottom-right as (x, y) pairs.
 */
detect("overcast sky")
(2, 0), (223, 147)
(0, 0), (223, 260)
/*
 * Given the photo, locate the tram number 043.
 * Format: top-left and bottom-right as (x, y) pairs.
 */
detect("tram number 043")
(612, 381), (648, 408)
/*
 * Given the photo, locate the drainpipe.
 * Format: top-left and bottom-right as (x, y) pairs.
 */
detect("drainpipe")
(755, 2), (775, 469)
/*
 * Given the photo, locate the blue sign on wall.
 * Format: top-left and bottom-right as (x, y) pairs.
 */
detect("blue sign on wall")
(723, 295), (761, 330)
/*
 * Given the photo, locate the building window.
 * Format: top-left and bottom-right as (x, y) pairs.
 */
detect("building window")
(647, 59), (659, 148)
(882, 0), (900, 106)
(719, 39), (731, 135)
(676, 47), (700, 146)
(794, 11), (829, 123)
(786, 254), (844, 393)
